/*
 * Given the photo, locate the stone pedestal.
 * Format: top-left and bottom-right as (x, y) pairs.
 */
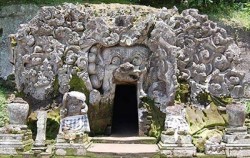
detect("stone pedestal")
(0, 125), (33, 155)
(158, 133), (196, 157)
(55, 133), (91, 156)
(223, 103), (250, 157)
(159, 104), (197, 157)
(32, 111), (48, 153)
(0, 98), (33, 155)
(223, 126), (250, 157)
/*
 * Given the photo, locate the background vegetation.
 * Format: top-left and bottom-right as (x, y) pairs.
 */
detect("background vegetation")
(0, 0), (249, 30)
(0, 87), (8, 127)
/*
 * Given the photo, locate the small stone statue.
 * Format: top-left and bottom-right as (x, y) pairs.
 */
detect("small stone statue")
(59, 91), (90, 142)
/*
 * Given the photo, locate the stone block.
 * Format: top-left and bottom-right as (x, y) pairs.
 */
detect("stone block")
(158, 142), (197, 157)
(225, 144), (250, 157)
(55, 143), (91, 156)
(0, 129), (33, 155)
(223, 134), (250, 144)
(205, 143), (226, 155)
(161, 134), (192, 144)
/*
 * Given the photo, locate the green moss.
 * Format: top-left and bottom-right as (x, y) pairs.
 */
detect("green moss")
(211, 95), (233, 107)
(88, 100), (113, 136)
(175, 81), (190, 104)
(65, 148), (76, 156)
(69, 74), (89, 103)
(196, 92), (211, 106)
(193, 128), (223, 152)
(186, 103), (226, 135)
(0, 87), (8, 127)
(27, 109), (60, 140)
(27, 112), (37, 140)
(53, 75), (60, 98)
(141, 98), (165, 141)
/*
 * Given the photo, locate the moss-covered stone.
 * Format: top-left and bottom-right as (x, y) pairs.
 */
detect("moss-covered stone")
(69, 74), (90, 103)
(47, 108), (60, 140)
(175, 81), (190, 104)
(53, 75), (60, 98)
(192, 128), (223, 152)
(186, 103), (226, 135)
(141, 98), (165, 141)
(88, 99), (113, 136)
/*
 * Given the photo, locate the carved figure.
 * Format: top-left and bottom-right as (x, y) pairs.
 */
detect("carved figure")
(59, 91), (90, 140)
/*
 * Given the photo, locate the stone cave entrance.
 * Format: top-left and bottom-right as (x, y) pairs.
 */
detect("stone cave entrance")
(111, 85), (139, 136)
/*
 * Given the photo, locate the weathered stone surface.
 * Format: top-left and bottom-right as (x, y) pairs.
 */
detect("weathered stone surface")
(89, 89), (101, 105)
(59, 91), (90, 141)
(34, 111), (47, 147)
(186, 103), (225, 135)
(225, 144), (250, 157)
(164, 104), (189, 133)
(193, 128), (223, 152)
(226, 102), (246, 127)
(55, 91), (90, 156)
(11, 3), (246, 110)
(160, 104), (196, 157)
(0, 128), (33, 155)
(158, 142), (197, 157)
(0, 4), (39, 79)
(7, 97), (29, 125)
(205, 143), (225, 155)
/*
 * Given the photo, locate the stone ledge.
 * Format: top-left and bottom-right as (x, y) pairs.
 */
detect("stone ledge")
(158, 142), (197, 157)
(225, 144), (250, 157)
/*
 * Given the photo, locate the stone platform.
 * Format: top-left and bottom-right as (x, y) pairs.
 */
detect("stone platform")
(87, 143), (159, 157)
(91, 136), (157, 144)
(158, 142), (197, 158)
(0, 127), (33, 155)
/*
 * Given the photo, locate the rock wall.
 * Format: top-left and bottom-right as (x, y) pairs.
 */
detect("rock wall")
(0, 4), (39, 79)
(11, 3), (247, 111)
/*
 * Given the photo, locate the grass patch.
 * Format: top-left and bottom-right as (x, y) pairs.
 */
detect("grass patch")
(204, 2), (250, 30)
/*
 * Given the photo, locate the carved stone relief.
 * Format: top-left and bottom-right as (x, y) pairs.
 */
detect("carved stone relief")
(11, 3), (246, 112)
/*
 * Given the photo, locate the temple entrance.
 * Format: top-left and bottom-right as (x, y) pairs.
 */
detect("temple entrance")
(111, 85), (139, 136)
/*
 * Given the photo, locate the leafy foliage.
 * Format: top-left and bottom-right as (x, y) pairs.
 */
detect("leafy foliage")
(246, 100), (250, 114)
(0, 87), (8, 127)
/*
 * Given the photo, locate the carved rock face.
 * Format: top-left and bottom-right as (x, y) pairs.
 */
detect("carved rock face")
(12, 3), (246, 111)
(101, 46), (150, 85)
(113, 62), (141, 83)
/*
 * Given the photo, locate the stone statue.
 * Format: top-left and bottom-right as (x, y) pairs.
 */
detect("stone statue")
(59, 91), (90, 141)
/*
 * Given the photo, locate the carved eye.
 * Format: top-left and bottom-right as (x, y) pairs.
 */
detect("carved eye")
(132, 56), (142, 66)
(111, 56), (121, 65)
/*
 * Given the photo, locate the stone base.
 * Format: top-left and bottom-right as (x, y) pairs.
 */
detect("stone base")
(0, 129), (33, 155)
(32, 146), (47, 153)
(225, 144), (250, 157)
(158, 142), (197, 157)
(226, 126), (248, 135)
(205, 143), (225, 155)
(161, 134), (192, 144)
(55, 142), (92, 156)
(55, 133), (91, 156)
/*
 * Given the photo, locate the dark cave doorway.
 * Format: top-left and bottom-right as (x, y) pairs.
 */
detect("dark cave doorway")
(111, 84), (139, 136)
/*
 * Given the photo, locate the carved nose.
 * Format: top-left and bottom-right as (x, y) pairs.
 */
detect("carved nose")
(120, 62), (134, 71)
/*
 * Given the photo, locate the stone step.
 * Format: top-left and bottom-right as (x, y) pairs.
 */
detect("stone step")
(0, 147), (17, 155)
(0, 134), (24, 141)
(87, 143), (160, 157)
(91, 136), (157, 144)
